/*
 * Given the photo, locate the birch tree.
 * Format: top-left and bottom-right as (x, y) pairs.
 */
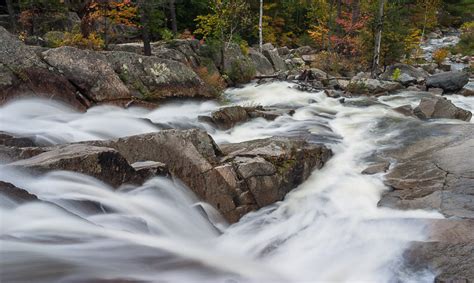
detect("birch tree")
(371, 0), (385, 78)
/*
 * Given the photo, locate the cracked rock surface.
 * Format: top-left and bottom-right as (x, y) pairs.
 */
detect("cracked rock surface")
(378, 123), (474, 282)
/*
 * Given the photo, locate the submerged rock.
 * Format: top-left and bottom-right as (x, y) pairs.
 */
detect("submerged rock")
(0, 181), (38, 203)
(6, 144), (137, 187)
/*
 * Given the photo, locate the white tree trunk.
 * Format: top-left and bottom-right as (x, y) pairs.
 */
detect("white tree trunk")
(371, 0), (385, 78)
(259, 0), (263, 52)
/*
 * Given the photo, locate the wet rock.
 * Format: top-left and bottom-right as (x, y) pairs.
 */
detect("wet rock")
(413, 96), (472, 121)
(459, 82), (474, 97)
(380, 123), (474, 219)
(131, 161), (169, 179)
(248, 48), (275, 76)
(428, 87), (444, 95)
(87, 130), (332, 222)
(221, 137), (332, 208)
(0, 132), (36, 147)
(104, 51), (212, 100)
(404, 218), (474, 283)
(7, 144), (137, 187)
(0, 145), (47, 162)
(393, 105), (416, 117)
(426, 71), (469, 93)
(210, 106), (249, 130)
(0, 181), (38, 203)
(361, 161), (390, 175)
(85, 129), (243, 221)
(324, 90), (344, 98)
(205, 106), (294, 130)
(42, 46), (131, 103)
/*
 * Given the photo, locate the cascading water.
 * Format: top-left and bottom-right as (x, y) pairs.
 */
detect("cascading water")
(2, 82), (472, 282)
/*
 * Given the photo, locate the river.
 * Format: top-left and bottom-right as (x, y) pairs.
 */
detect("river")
(1, 81), (473, 282)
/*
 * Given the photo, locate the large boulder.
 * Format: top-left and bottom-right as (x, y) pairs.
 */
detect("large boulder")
(263, 48), (287, 72)
(413, 96), (472, 121)
(0, 27), (86, 109)
(426, 71), (469, 93)
(42, 46), (131, 103)
(104, 51), (213, 100)
(86, 130), (332, 222)
(248, 48), (275, 76)
(220, 137), (332, 208)
(380, 63), (429, 84)
(347, 78), (403, 95)
(6, 144), (137, 187)
(200, 42), (256, 84)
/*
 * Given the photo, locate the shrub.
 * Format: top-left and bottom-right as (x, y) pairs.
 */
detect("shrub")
(227, 59), (256, 84)
(159, 28), (174, 41)
(432, 48), (449, 64)
(195, 66), (226, 96)
(59, 31), (104, 50)
(309, 51), (361, 77)
(451, 21), (474, 56)
(391, 68), (401, 81)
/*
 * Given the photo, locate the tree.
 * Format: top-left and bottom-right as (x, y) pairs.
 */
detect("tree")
(83, 0), (138, 49)
(6, 0), (17, 32)
(371, 0), (385, 78)
(168, 0), (178, 34)
(259, 0), (263, 51)
(195, 0), (250, 70)
(137, 0), (151, 55)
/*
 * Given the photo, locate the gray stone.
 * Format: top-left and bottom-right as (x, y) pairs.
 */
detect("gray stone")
(248, 48), (275, 76)
(426, 71), (469, 93)
(263, 48), (287, 72)
(413, 96), (472, 121)
(42, 46), (131, 103)
(104, 51), (212, 100)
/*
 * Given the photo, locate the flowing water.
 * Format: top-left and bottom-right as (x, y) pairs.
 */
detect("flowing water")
(1, 82), (473, 283)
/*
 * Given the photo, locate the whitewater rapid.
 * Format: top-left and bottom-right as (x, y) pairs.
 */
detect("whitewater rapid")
(3, 82), (470, 282)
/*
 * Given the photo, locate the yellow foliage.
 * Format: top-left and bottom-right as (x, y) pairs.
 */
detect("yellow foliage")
(404, 28), (422, 59)
(58, 31), (105, 50)
(195, 66), (226, 96)
(432, 48), (449, 64)
(308, 24), (329, 48)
